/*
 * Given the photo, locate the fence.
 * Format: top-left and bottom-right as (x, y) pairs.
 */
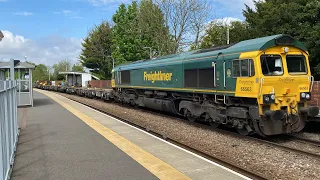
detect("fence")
(87, 80), (112, 88)
(0, 81), (19, 180)
(310, 81), (320, 106)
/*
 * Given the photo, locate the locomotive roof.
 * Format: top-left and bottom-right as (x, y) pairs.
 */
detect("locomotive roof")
(113, 34), (307, 71)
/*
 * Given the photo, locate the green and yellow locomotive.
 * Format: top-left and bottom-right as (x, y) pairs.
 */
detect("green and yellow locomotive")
(111, 34), (319, 136)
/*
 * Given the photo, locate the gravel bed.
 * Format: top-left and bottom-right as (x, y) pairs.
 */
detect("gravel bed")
(57, 92), (320, 180)
(293, 132), (320, 142)
(270, 138), (320, 156)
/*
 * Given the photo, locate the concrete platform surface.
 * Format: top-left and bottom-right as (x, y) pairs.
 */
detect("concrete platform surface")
(12, 92), (157, 180)
(12, 90), (250, 180)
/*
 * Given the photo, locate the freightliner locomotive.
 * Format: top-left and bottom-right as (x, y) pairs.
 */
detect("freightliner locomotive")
(110, 34), (319, 136)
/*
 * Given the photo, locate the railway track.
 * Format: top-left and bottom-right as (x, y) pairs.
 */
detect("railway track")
(248, 136), (320, 160)
(54, 91), (266, 180)
(288, 135), (320, 146)
(48, 90), (320, 180)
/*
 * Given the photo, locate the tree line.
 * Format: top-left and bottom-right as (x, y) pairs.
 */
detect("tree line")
(81, 0), (320, 79)
(32, 60), (85, 83)
(80, 0), (214, 79)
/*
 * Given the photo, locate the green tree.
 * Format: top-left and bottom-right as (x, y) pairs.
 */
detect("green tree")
(198, 20), (249, 49)
(137, 0), (175, 57)
(111, 1), (174, 62)
(243, 0), (320, 75)
(112, 2), (141, 63)
(72, 63), (85, 72)
(52, 60), (71, 80)
(80, 21), (113, 79)
(32, 64), (49, 82)
(157, 0), (214, 52)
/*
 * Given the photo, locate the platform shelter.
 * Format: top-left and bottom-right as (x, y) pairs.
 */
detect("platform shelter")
(0, 61), (35, 106)
(59, 71), (99, 87)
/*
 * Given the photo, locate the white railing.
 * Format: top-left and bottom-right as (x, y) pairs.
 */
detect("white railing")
(0, 80), (19, 180)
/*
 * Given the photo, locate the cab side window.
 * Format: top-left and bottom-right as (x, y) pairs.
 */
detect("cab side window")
(232, 59), (255, 77)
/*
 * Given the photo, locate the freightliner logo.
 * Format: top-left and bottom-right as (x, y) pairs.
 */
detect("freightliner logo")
(144, 71), (173, 83)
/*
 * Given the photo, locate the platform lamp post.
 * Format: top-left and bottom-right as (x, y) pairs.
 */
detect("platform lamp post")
(225, 21), (231, 45)
(227, 26), (230, 45)
(47, 66), (51, 81)
(143, 47), (152, 59)
(107, 55), (115, 69)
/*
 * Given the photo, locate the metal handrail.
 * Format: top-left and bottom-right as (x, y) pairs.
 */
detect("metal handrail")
(0, 80), (19, 180)
(223, 62), (226, 88)
(259, 78), (264, 96)
(310, 76), (314, 92)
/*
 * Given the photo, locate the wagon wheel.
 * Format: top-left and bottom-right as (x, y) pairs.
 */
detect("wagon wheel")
(184, 109), (196, 122)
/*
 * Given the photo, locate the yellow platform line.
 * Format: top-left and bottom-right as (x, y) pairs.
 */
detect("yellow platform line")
(35, 89), (191, 180)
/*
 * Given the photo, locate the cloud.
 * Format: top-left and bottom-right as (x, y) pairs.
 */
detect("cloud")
(0, 30), (82, 66)
(214, 17), (243, 25)
(54, 10), (72, 15)
(54, 10), (82, 19)
(70, 16), (83, 19)
(87, 0), (132, 6)
(13, 12), (33, 16)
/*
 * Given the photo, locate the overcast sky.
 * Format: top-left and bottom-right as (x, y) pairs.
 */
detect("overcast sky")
(0, 0), (256, 66)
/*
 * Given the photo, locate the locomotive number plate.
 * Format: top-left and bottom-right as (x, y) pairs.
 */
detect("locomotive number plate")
(240, 87), (252, 92)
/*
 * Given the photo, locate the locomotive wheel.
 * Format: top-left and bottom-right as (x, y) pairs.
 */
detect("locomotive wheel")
(130, 99), (136, 107)
(206, 114), (219, 128)
(209, 121), (219, 128)
(184, 109), (196, 122)
(237, 128), (250, 136)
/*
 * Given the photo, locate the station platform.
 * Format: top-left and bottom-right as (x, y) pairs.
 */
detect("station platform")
(11, 90), (249, 180)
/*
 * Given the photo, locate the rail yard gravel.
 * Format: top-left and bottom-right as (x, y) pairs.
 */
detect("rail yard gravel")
(56, 92), (320, 180)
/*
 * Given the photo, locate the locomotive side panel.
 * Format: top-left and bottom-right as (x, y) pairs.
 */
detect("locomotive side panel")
(220, 54), (239, 94)
(115, 59), (184, 90)
(234, 51), (260, 98)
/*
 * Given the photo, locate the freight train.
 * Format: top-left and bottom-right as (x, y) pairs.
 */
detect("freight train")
(39, 34), (319, 136)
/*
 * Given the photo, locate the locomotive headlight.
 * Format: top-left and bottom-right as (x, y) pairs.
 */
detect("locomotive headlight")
(263, 94), (275, 104)
(306, 93), (311, 100)
(270, 94), (275, 100)
(301, 92), (311, 101)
